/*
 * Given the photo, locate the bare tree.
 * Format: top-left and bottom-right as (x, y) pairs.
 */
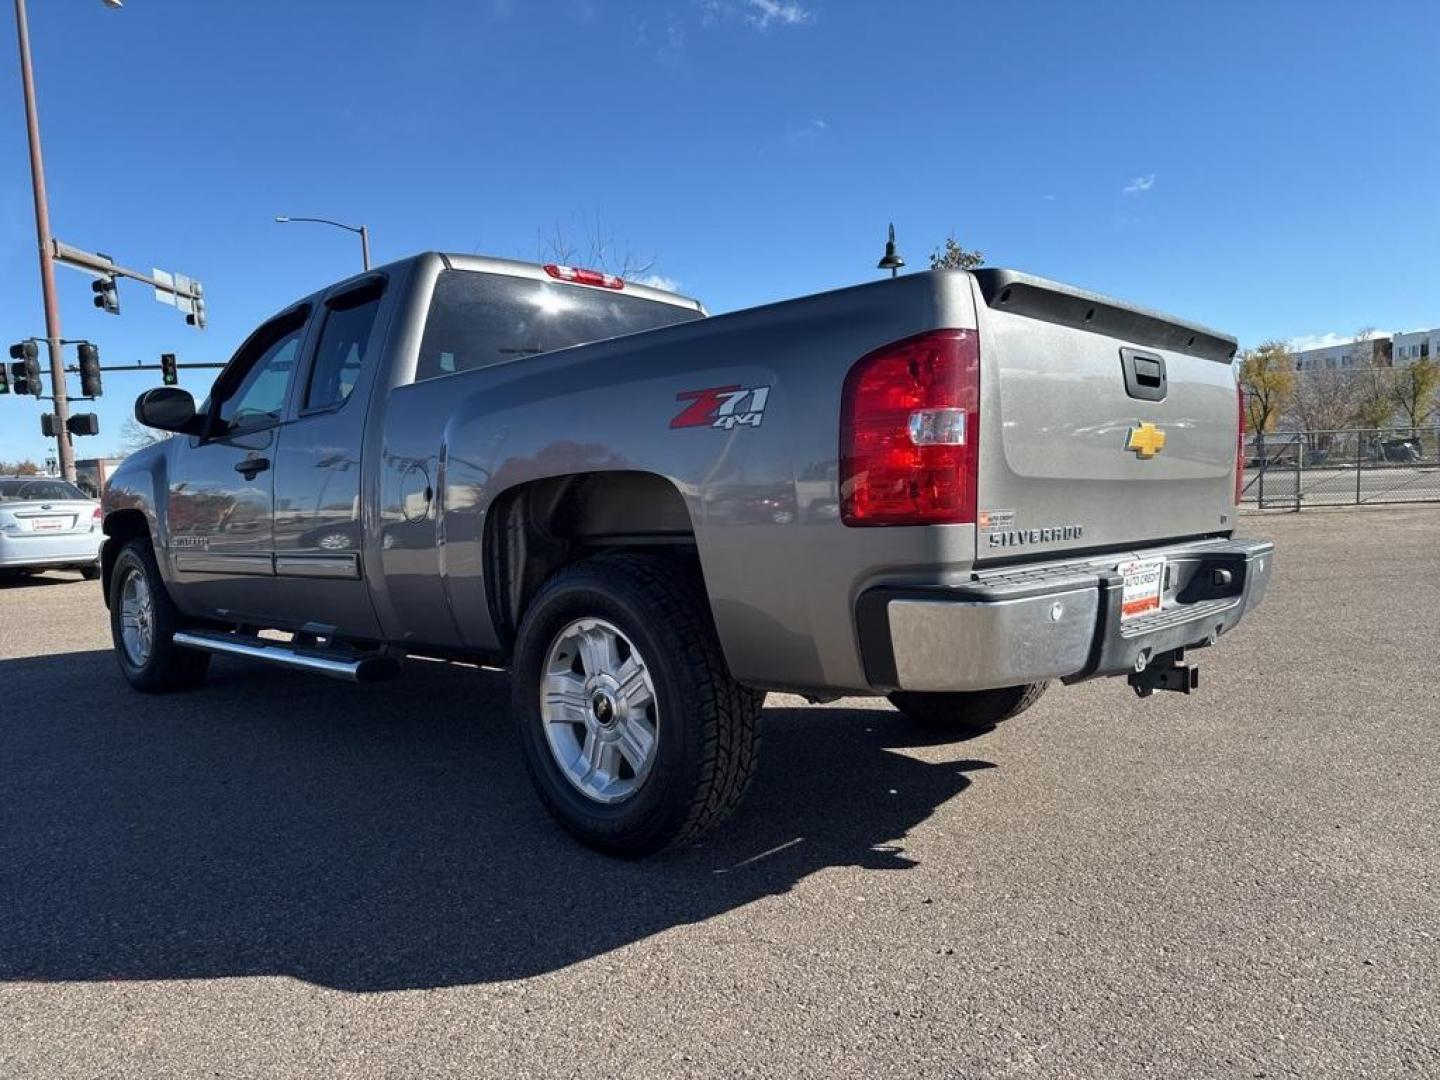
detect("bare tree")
(538, 209), (657, 281)
(1349, 327), (1396, 429)
(1286, 367), (1363, 452)
(117, 418), (173, 455)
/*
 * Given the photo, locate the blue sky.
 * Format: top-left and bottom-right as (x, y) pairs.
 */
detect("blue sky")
(3, 0), (1438, 464)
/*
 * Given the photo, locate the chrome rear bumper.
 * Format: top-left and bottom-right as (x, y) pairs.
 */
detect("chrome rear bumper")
(858, 537), (1273, 693)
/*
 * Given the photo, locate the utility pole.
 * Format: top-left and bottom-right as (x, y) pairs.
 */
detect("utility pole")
(13, 0), (73, 480)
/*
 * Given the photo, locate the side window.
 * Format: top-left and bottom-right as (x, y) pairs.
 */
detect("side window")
(215, 325), (305, 433)
(304, 285), (383, 412)
(414, 270), (701, 383)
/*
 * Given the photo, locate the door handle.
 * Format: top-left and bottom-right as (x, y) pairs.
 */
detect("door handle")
(235, 456), (271, 479)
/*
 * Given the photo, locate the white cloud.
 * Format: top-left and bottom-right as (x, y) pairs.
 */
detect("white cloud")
(1288, 330), (1392, 353)
(660, 18), (687, 63)
(1122, 173), (1156, 195)
(746, 0), (813, 27)
(690, 0), (812, 33)
(1042, 193), (1057, 201)
(788, 118), (828, 142)
(633, 273), (683, 293)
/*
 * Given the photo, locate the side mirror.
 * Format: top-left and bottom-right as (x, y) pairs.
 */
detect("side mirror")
(135, 387), (203, 435)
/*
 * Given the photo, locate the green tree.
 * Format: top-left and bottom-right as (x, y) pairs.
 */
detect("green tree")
(929, 234), (984, 271)
(1389, 357), (1440, 433)
(1238, 341), (1297, 434)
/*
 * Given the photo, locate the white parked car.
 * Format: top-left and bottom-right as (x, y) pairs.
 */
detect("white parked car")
(0, 477), (103, 580)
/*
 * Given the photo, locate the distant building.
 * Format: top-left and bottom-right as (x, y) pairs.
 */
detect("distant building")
(74, 456), (127, 498)
(1294, 329), (1438, 372)
(1389, 329), (1437, 366)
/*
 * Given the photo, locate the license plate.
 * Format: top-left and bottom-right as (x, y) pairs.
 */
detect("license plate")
(1118, 557), (1165, 620)
(30, 517), (69, 532)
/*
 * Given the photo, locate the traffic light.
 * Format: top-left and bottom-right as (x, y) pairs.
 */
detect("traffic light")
(91, 274), (120, 315)
(41, 413), (59, 437)
(8, 340), (41, 397)
(186, 287), (207, 330)
(78, 342), (103, 397)
(160, 352), (178, 385)
(0, 361), (8, 394)
(67, 413), (100, 437)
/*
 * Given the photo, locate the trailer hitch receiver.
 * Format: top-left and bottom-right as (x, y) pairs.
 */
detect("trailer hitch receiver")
(1128, 648), (1199, 698)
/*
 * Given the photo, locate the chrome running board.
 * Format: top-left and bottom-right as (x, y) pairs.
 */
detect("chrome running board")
(171, 630), (400, 683)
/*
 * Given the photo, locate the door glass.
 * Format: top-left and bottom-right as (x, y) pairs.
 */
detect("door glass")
(305, 289), (382, 411)
(216, 327), (304, 432)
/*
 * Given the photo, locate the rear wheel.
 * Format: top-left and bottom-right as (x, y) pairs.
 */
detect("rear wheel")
(81, 561), (101, 581)
(108, 538), (210, 692)
(888, 682), (1048, 736)
(511, 554), (763, 857)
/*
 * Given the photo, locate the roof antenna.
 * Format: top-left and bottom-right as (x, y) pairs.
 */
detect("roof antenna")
(876, 222), (905, 278)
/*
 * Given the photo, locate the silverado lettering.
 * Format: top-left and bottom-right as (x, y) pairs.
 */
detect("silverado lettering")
(988, 525), (1085, 548)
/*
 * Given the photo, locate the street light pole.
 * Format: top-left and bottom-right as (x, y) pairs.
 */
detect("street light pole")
(12, 0), (72, 480)
(275, 215), (371, 271)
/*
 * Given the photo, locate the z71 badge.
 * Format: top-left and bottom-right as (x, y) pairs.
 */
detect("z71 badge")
(671, 385), (771, 430)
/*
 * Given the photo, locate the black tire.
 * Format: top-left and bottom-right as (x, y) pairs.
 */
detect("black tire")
(888, 682), (1048, 735)
(81, 561), (101, 581)
(511, 554), (763, 858)
(108, 538), (211, 692)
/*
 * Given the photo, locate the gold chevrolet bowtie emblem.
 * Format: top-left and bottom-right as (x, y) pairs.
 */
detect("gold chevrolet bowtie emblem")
(1126, 422), (1166, 459)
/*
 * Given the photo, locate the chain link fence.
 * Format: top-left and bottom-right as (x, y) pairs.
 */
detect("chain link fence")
(1241, 427), (1440, 509)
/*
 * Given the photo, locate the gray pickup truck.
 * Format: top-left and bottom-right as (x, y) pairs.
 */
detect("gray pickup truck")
(103, 254), (1272, 855)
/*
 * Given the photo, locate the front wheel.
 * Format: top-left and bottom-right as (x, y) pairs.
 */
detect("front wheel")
(888, 682), (1048, 736)
(108, 539), (210, 692)
(511, 554), (763, 857)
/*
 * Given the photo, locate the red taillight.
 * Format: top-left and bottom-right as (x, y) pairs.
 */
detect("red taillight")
(1235, 378), (1246, 506)
(91, 506), (102, 532)
(840, 329), (980, 526)
(542, 263), (625, 290)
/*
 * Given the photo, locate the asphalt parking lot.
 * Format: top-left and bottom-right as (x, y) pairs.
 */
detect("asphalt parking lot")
(2, 508), (1437, 1079)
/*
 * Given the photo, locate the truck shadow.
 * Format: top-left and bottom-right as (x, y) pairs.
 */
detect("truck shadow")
(0, 650), (993, 992)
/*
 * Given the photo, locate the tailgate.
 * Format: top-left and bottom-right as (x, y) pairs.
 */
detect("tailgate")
(971, 269), (1238, 560)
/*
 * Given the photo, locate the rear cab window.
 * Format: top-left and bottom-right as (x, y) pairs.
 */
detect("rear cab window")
(0, 480), (87, 501)
(415, 271), (702, 382)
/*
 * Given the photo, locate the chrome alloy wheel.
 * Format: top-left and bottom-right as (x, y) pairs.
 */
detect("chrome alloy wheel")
(118, 567), (155, 667)
(540, 617), (659, 805)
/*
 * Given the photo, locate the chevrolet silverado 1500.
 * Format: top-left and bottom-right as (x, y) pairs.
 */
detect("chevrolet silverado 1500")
(103, 255), (1272, 855)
